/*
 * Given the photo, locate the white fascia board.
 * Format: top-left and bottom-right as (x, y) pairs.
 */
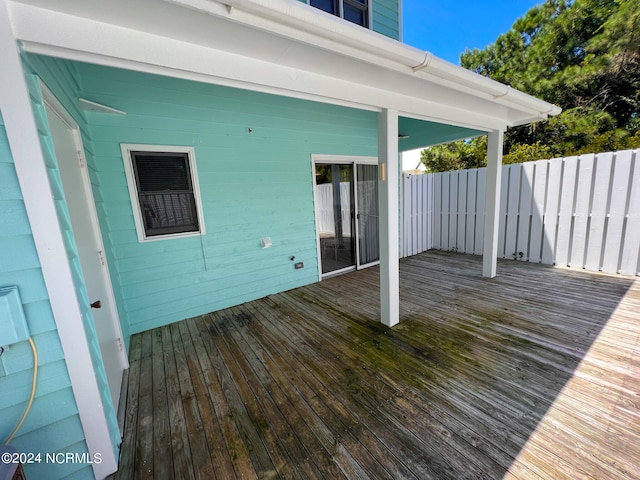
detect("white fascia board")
(175, 0), (560, 119)
(0, 1), (116, 477)
(10, 2), (509, 132)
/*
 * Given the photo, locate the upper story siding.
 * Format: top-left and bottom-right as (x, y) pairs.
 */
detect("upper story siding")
(299, 0), (400, 40)
(372, 0), (400, 40)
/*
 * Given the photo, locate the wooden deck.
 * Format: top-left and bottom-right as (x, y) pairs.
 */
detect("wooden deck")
(114, 251), (640, 480)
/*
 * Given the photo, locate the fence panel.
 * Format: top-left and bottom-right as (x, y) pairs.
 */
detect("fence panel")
(585, 152), (612, 270)
(315, 182), (352, 236)
(441, 173), (450, 249)
(529, 160), (547, 263)
(542, 159), (563, 264)
(497, 165), (509, 258)
(555, 156), (578, 267)
(620, 150), (640, 275)
(433, 173), (442, 250)
(465, 169), (477, 254)
(456, 171), (466, 251)
(571, 154), (595, 268)
(517, 162), (534, 261)
(602, 151), (633, 272)
(505, 164), (522, 259)
(402, 148), (639, 275)
(474, 169), (486, 255)
(403, 173), (434, 256)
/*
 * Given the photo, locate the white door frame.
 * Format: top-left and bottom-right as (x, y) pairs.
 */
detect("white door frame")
(312, 154), (379, 280)
(41, 84), (129, 398)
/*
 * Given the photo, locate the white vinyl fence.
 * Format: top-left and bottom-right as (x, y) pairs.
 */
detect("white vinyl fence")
(402, 148), (640, 276)
(316, 182), (352, 236)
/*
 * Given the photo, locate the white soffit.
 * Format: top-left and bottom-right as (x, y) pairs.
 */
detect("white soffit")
(7, 0), (560, 130)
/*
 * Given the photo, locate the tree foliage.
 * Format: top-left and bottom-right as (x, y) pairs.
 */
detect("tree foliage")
(421, 0), (640, 172)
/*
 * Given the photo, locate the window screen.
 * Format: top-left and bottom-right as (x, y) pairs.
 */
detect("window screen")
(343, 0), (368, 27)
(309, 0), (368, 27)
(131, 151), (200, 237)
(310, 0), (338, 15)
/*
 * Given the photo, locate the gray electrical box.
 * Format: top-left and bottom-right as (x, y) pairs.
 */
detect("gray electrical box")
(0, 286), (30, 346)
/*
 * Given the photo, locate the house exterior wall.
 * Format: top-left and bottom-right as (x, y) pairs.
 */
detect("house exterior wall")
(372, 0), (401, 40)
(0, 114), (94, 479)
(73, 62), (379, 335)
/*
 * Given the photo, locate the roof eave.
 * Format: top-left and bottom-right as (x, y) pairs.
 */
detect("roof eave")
(8, 0), (561, 130)
(189, 0), (562, 122)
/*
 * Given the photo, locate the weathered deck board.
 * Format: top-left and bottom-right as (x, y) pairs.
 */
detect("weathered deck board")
(115, 251), (640, 479)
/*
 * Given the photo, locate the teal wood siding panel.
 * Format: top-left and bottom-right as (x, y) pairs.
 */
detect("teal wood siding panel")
(0, 116), (93, 480)
(74, 62), (377, 334)
(372, 0), (400, 40)
(20, 55), (122, 461)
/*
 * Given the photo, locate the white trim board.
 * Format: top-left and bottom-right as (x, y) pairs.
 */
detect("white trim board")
(311, 154), (380, 281)
(42, 80), (129, 405)
(120, 143), (206, 243)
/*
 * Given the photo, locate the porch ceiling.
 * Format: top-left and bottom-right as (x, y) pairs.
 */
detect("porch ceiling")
(7, 0), (560, 134)
(398, 117), (485, 152)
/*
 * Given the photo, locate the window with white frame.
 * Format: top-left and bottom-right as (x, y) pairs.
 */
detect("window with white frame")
(309, 0), (369, 28)
(121, 145), (205, 241)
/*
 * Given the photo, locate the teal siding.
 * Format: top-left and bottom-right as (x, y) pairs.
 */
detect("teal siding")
(0, 115), (92, 479)
(372, 0), (400, 40)
(73, 63), (378, 334)
(20, 55), (122, 463)
(298, 0), (400, 39)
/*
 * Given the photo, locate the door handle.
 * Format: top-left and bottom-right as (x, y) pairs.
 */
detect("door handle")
(91, 300), (102, 309)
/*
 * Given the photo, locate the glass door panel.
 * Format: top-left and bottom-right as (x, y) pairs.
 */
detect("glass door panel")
(315, 164), (356, 275)
(356, 164), (379, 266)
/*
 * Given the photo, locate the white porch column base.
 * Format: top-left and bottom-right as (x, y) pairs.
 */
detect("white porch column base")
(482, 129), (504, 278)
(378, 108), (400, 327)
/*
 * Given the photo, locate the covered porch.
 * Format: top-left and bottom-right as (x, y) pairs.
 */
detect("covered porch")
(1, 1), (565, 476)
(115, 250), (640, 479)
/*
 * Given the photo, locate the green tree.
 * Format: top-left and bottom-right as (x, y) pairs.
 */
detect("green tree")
(423, 0), (640, 173)
(420, 137), (487, 172)
(503, 141), (554, 164)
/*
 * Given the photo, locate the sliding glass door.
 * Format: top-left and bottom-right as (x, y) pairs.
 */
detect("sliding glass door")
(315, 164), (355, 275)
(356, 164), (379, 267)
(315, 159), (379, 277)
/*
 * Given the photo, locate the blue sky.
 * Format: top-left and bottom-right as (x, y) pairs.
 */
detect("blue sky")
(402, 1), (543, 64)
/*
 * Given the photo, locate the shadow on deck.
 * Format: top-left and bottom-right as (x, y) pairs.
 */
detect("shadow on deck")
(115, 250), (640, 479)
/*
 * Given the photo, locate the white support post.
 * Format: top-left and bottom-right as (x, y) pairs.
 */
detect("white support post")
(378, 108), (400, 327)
(483, 129), (504, 277)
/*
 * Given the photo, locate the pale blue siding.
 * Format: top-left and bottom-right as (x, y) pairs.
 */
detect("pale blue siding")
(20, 54), (122, 462)
(372, 0), (400, 40)
(73, 62), (378, 334)
(0, 115), (93, 479)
